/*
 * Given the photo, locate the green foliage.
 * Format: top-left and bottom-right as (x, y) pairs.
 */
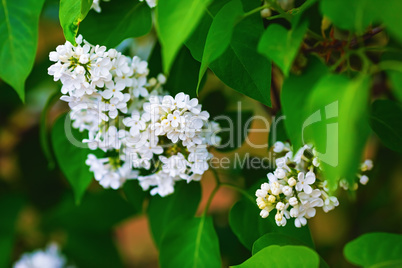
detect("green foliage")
(59, 0), (93, 44)
(0, 0), (45, 101)
(79, 0), (152, 48)
(258, 21), (308, 76)
(156, 0), (212, 73)
(0, 194), (24, 267)
(51, 114), (94, 204)
(281, 57), (328, 151)
(268, 111), (288, 148)
(304, 74), (371, 189)
(229, 198), (314, 250)
(187, 0), (272, 107)
(148, 44), (202, 98)
(159, 217), (221, 268)
(147, 181), (201, 247)
(320, 0), (402, 42)
(123, 180), (147, 212)
(370, 99), (402, 154)
(388, 71), (402, 102)
(197, 0), (244, 93)
(344, 232), (402, 267)
(233, 245), (320, 268)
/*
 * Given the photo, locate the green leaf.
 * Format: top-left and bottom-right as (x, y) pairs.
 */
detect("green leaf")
(147, 181), (201, 247)
(45, 190), (135, 232)
(253, 233), (329, 268)
(214, 111), (254, 152)
(79, 0), (152, 48)
(233, 245), (320, 268)
(0, 0), (45, 101)
(186, 0), (272, 107)
(156, 0), (212, 73)
(320, 0), (375, 33)
(344, 232), (402, 267)
(59, 0), (93, 44)
(0, 194), (24, 268)
(229, 198), (314, 251)
(387, 70), (402, 103)
(148, 43), (202, 98)
(197, 0), (244, 93)
(252, 233), (310, 254)
(370, 99), (402, 154)
(123, 180), (147, 212)
(304, 74), (371, 189)
(281, 57), (328, 151)
(51, 114), (93, 203)
(258, 21), (308, 76)
(65, 230), (124, 268)
(159, 217), (221, 268)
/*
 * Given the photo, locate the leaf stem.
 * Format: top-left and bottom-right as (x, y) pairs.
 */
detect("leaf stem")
(243, 4), (270, 18)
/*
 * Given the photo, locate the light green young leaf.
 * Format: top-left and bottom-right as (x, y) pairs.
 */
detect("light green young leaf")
(156, 0), (212, 73)
(229, 198), (314, 251)
(344, 232), (402, 267)
(370, 99), (402, 154)
(79, 0), (152, 48)
(0, 0), (45, 102)
(51, 114), (93, 204)
(147, 181), (201, 247)
(258, 21), (308, 76)
(233, 245), (320, 268)
(159, 217), (221, 268)
(197, 0), (244, 93)
(281, 57), (328, 151)
(388, 70), (402, 102)
(304, 74), (371, 189)
(59, 0), (93, 44)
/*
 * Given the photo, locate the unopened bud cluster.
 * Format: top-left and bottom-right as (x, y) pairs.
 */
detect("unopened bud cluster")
(48, 35), (221, 197)
(256, 142), (373, 227)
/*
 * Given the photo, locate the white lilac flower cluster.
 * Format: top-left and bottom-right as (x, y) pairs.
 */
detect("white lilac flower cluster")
(256, 142), (373, 228)
(13, 244), (73, 268)
(91, 0), (156, 13)
(48, 35), (221, 197)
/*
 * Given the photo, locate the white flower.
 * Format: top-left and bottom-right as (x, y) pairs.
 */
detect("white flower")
(273, 141), (285, 153)
(102, 81), (126, 100)
(323, 196), (339, 213)
(288, 177), (296, 187)
(274, 168), (286, 179)
(123, 111), (146, 136)
(296, 171), (315, 194)
(361, 159), (373, 171)
(289, 197), (298, 206)
(13, 244), (70, 268)
(260, 208), (269, 218)
(282, 186), (293, 196)
(276, 202), (285, 210)
(360, 175), (369, 185)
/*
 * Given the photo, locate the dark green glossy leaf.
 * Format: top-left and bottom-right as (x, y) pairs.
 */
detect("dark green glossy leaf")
(159, 217), (221, 268)
(388, 71), (402, 103)
(370, 99), (402, 154)
(258, 21), (308, 76)
(147, 181), (201, 247)
(79, 0), (152, 48)
(59, 0), (93, 44)
(156, 0), (212, 73)
(51, 114), (93, 203)
(197, 0), (244, 92)
(229, 198), (314, 251)
(0, 0), (45, 101)
(233, 245), (319, 268)
(344, 232), (402, 267)
(186, 0), (272, 107)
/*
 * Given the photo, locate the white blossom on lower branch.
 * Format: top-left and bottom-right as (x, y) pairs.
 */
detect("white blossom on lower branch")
(91, 0), (156, 12)
(13, 244), (74, 268)
(48, 35), (221, 197)
(256, 142), (373, 228)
